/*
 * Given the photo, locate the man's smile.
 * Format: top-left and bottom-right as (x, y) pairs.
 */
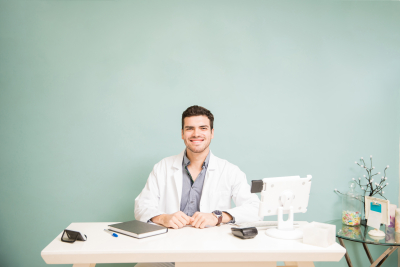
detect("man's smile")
(190, 138), (204, 144)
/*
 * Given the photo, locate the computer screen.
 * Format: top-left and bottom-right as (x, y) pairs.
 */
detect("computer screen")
(253, 175), (312, 240)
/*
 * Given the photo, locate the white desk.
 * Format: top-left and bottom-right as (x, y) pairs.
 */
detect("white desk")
(41, 222), (345, 267)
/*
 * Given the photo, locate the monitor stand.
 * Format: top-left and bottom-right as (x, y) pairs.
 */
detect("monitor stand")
(265, 206), (303, 240)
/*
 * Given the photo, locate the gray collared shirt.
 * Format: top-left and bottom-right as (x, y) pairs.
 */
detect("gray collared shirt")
(180, 151), (210, 217)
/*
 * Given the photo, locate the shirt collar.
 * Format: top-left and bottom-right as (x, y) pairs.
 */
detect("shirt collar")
(183, 150), (210, 168)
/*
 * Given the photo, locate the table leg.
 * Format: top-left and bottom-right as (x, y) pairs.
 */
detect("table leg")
(337, 238), (353, 267)
(362, 243), (374, 264)
(176, 262), (277, 267)
(370, 246), (398, 267)
(284, 262), (315, 267)
(296, 263), (315, 267)
(72, 264), (96, 267)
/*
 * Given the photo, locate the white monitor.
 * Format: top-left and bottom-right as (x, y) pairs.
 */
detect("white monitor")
(258, 175), (312, 240)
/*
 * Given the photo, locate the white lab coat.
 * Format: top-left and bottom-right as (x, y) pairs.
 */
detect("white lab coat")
(134, 150), (261, 224)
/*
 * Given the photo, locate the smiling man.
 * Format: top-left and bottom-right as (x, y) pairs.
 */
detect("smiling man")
(134, 105), (260, 229)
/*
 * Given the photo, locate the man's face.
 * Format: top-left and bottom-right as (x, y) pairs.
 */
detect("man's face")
(181, 115), (214, 154)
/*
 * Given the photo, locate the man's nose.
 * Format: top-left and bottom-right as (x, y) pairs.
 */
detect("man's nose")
(193, 128), (200, 137)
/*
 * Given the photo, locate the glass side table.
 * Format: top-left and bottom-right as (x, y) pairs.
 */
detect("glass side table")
(325, 220), (400, 267)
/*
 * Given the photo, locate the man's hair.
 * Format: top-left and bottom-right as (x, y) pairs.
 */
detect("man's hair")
(182, 105), (214, 130)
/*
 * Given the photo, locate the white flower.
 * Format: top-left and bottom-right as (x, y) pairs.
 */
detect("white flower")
(370, 155), (372, 158)
(378, 172), (381, 174)
(363, 175), (366, 177)
(385, 177), (387, 180)
(375, 183), (378, 185)
(371, 179), (374, 182)
(355, 161), (358, 164)
(361, 157), (363, 159)
(352, 178), (355, 181)
(372, 166), (375, 169)
(334, 188), (337, 192)
(361, 187), (364, 190)
(361, 165), (364, 167)
(382, 191), (385, 194)
(358, 177), (361, 180)
(386, 183), (389, 186)
(387, 165), (390, 168)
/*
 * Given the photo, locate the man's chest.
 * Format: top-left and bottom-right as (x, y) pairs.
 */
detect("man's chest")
(186, 165), (203, 182)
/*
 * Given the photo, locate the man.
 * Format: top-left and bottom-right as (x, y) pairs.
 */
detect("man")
(135, 105), (260, 229)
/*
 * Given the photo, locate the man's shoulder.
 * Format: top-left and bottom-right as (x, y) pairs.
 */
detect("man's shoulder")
(153, 151), (184, 168)
(211, 153), (242, 172)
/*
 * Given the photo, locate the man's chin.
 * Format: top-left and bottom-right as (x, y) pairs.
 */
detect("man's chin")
(187, 145), (208, 154)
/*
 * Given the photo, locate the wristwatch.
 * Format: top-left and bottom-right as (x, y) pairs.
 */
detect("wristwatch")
(212, 210), (223, 226)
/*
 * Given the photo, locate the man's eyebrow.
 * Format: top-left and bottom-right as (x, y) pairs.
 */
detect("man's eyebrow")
(184, 125), (209, 129)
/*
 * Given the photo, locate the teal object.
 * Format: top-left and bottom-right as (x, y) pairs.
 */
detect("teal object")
(0, 1), (399, 267)
(371, 203), (382, 213)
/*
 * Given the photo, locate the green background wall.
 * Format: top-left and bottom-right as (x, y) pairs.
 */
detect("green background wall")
(1, 1), (399, 267)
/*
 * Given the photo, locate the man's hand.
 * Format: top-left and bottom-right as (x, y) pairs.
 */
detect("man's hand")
(151, 211), (191, 229)
(190, 212), (218, 229)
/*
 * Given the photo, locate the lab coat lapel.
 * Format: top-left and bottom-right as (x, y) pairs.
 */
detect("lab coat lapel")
(200, 151), (218, 211)
(172, 150), (184, 209)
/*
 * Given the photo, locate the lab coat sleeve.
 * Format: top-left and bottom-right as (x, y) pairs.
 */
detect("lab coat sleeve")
(223, 166), (262, 224)
(134, 163), (164, 223)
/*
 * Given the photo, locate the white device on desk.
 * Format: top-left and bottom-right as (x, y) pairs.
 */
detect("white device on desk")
(259, 175), (312, 240)
(235, 221), (299, 229)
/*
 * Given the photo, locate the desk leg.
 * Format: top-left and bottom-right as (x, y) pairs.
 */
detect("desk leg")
(296, 263), (315, 267)
(72, 264), (96, 267)
(176, 262), (276, 267)
(370, 246), (398, 267)
(284, 262), (315, 267)
(337, 238), (353, 267)
(362, 243), (374, 264)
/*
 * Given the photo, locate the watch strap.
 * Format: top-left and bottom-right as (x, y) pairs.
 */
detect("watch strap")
(213, 210), (223, 226)
(216, 214), (223, 226)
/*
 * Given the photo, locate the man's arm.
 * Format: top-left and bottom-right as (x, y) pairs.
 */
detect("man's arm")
(222, 212), (233, 223)
(222, 166), (262, 224)
(151, 211), (192, 229)
(135, 162), (192, 228)
(189, 211), (232, 229)
(134, 165), (165, 223)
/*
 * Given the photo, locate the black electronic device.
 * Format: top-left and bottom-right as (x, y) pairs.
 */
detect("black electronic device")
(61, 229), (87, 243)
(251, 180), (263, 193)
(231, 227), (258, 239)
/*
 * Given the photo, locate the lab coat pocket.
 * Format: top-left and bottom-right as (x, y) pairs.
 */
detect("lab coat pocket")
(217, 191), (231, 209)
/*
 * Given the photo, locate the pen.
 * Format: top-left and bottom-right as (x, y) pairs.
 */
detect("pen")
(104, 229), (118, 237)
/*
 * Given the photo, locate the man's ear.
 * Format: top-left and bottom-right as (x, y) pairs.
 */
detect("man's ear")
(211, 128), (214, 139)
(181, 129), (184, 140)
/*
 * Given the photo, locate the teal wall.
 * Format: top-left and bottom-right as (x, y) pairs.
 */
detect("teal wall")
(1, 1), (399, 267)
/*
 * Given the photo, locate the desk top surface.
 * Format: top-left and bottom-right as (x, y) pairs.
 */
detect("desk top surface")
(41, 222), (345, 264)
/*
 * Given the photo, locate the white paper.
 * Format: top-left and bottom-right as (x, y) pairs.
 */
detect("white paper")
(367, 210), (383, 230)
(365, 196), (390, 225)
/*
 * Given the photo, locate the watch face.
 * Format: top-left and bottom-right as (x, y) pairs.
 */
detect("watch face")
(213, 210), (222, 216)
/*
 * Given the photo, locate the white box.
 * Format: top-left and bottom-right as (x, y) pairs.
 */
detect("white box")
(303, 222), (336, 247)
